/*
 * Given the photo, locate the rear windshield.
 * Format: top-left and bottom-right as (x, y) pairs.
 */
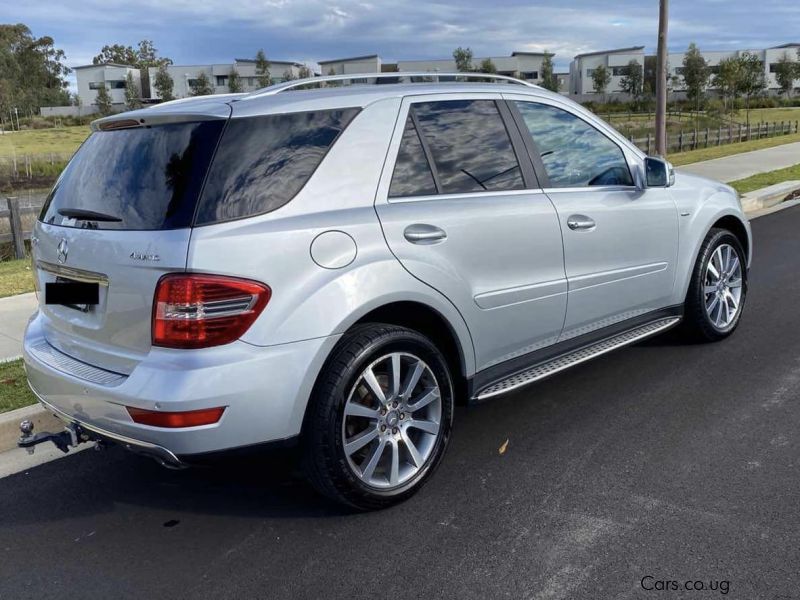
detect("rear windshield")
(40, 121), (224, 230)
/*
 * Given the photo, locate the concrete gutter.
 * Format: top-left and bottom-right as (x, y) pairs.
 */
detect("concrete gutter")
(740, 180), (800, 213)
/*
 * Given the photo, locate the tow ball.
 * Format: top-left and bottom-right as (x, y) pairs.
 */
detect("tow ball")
(18, 419), (96, 454)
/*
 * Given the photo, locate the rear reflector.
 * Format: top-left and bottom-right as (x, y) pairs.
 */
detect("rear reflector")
(127, 406), (226, 428)
(153, 273), (271, 349)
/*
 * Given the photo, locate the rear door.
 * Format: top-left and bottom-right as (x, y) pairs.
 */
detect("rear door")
(505, 96), (679, 342)
(32, 114), (226, 374)
(375, 94), (568, 372)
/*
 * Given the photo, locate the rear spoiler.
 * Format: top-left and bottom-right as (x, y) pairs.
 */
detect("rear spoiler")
(91, 96), (237, 132)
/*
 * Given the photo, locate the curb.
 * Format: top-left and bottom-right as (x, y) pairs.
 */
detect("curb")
(0, 403), (63, 453)
(740, 180), (800, 213)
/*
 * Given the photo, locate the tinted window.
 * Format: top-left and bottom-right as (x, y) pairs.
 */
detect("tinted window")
(412, 100), (524, 194)
(196, 108), (359, 225)
(514, 102), (633, 188)
(40, 121), (224, 230)
(389, 116), (437, 198)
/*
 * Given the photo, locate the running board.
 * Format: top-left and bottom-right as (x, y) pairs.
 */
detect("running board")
(474, 317), (681, 401)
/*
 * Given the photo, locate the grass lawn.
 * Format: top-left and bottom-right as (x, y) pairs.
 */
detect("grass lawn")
(0, 126), (90, 158)
(729, 164), (800, 195)
(0, 358), (36, 413)
(0, 258), (35, 298)
(668, 132), (800, 166)
(732, 107), (800, 124)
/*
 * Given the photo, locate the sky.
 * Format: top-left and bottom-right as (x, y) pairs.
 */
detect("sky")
(5, 0), (800, 82)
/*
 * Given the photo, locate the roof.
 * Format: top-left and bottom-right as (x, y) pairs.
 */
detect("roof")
(770, 43), (800, 49)
(234, 58), (304, 67)
(511, 51), (552, 57)
(73, 62), (136, 70)
(318, 54), (380, 64)
(574, 46), (645, 59)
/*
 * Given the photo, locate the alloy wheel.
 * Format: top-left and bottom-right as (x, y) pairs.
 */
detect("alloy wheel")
(703, 243), (743, 329)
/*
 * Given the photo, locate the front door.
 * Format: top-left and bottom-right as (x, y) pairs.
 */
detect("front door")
(508, 97), (679, 342)
(375, 94), (568, 371)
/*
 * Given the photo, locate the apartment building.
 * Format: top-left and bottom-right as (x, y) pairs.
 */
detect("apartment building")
(397, 51), (552, 85)
(73, 63), (141, 107)
(569, 46), (645, 96)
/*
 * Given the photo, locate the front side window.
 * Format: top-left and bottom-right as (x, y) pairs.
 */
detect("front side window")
(514, 102), (633, 188)
(412, 100), (525, 194)
(195, 107), (360, 225)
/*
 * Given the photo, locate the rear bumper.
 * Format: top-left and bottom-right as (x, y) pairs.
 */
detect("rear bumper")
(24, 312), (340, 457)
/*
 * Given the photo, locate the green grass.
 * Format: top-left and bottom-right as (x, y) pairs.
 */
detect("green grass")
(0, 359), (36, 413)
(0, 258), (35, 298)
(0, 126), (90, 158)
(729, 164), (800, 195)
(732, 107), (800, 124)
(669, 132), (800, 166)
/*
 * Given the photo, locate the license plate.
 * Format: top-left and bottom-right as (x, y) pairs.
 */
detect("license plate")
(45, 279), (99, 311)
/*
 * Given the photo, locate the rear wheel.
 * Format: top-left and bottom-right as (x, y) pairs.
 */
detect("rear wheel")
(303, 324), (454, 510)
(683, 228), (747, 342)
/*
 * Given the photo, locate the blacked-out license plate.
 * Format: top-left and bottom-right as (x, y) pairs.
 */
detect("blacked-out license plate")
(45, 280), (99, 307)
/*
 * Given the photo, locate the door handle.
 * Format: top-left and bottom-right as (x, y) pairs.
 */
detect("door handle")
(404, 224), (447, 244)
(567, 215), (596, 231)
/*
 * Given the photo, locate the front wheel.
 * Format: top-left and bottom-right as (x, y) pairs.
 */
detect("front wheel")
(682, 228), (748, 342)
(303, 324), (454, 510)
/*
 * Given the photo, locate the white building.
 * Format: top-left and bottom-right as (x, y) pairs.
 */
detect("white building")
(318, 55), (383, 75)
(396, 51), (552, 84)
(147, 59), (307, 100)
(74, 63), (140, 108)
(569, 46), (645, 96)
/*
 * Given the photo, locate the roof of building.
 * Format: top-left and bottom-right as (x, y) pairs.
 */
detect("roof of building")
(234, 58), (305, 67)
(73, 62), (136, 70)
(317, 54), (380, 64)
(770, 42), (800, 48)
(510, 51), (551, 57)
(574, 46), (645, 59)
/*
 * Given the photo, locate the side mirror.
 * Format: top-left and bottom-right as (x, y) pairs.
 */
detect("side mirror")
(644, 156), (675, 188)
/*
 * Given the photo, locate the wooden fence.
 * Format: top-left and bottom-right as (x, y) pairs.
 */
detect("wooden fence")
(1, 197), (44, 259)
(631, 120), (799, 155)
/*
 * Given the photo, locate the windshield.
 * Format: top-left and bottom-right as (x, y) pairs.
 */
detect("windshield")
(40, 120), (224, 230)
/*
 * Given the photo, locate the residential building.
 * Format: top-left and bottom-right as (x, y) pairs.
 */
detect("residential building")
(569, 46), (645, 96)
(147, 59), (307, 100)
(318, 55), (382, 75)
(74, 63), (141, 108)
(396, 51), (552, 84)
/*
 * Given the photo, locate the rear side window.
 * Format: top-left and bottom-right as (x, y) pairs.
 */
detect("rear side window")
(389, 116), (437, 198)
(40, 121), (224, 230)
(195, 108), (360, 225)
(514, 101), (633, 188)
(411, 100), (524, 195)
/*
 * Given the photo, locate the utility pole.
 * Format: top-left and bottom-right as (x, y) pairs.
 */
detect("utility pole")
(655, 0), (669, 156)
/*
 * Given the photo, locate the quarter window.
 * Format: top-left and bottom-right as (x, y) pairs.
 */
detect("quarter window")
(195, 108), (360, 224)
(389, 117), (437, 198)
(514, 102), (633, 188)
(411, 100), (525, 194)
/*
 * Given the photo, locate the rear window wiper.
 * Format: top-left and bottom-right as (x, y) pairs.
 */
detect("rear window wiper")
(57, 208), (122, 222)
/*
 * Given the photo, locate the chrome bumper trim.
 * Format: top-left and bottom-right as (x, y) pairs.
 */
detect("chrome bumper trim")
(29, 384), (185, 469)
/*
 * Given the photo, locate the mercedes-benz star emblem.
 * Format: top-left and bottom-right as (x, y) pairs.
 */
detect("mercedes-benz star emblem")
(56, 238), (69, 264)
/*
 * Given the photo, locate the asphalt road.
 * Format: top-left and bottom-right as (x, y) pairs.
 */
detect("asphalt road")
(2, 207), (799, 600)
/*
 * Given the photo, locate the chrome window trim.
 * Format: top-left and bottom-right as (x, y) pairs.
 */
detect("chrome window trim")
(387, 188), (546, 205)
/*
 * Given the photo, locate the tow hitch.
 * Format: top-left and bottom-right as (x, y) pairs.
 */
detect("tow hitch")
(18, 419), (97, 454)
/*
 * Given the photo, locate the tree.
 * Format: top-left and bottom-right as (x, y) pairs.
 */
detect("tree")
(95, 85), (112, 115)
(682, 43), (710, 110)
(189, 72), (214, 96)
(124, 71), (141, 109)
(282, 69), (296, 81)
(255, 49), (271, 87)
(714, 56), (742, 112)
(478, 58), (496, 74)
(298, 65), (312, 79)
(452, 47), (473, 72)
(153, 64), (174, 101)
(737, 51), (766, 126)
(228, 68), (242, 93)
(774, 52), (797, 97)
(93, 39), (171, 98)
(0, 24), (71, 119)
(619, 59), (644, 107)
(591, 65), (611, 100)
(540, 52), (558, 91)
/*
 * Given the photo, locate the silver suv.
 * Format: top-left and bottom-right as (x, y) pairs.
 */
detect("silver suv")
(23, 73), (751, 509)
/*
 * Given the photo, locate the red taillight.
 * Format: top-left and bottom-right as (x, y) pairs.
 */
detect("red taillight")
(127, 406), (226, 428)
(152, 274), (270, 349)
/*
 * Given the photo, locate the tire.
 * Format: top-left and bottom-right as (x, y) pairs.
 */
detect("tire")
(682, 228), (748, 342)
(302, 323), (454, 510)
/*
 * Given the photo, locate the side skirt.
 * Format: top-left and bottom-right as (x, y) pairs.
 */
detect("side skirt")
(469, 306), (683, 402)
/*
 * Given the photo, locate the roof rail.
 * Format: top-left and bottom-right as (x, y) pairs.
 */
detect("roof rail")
(247, 72), (539, 97)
